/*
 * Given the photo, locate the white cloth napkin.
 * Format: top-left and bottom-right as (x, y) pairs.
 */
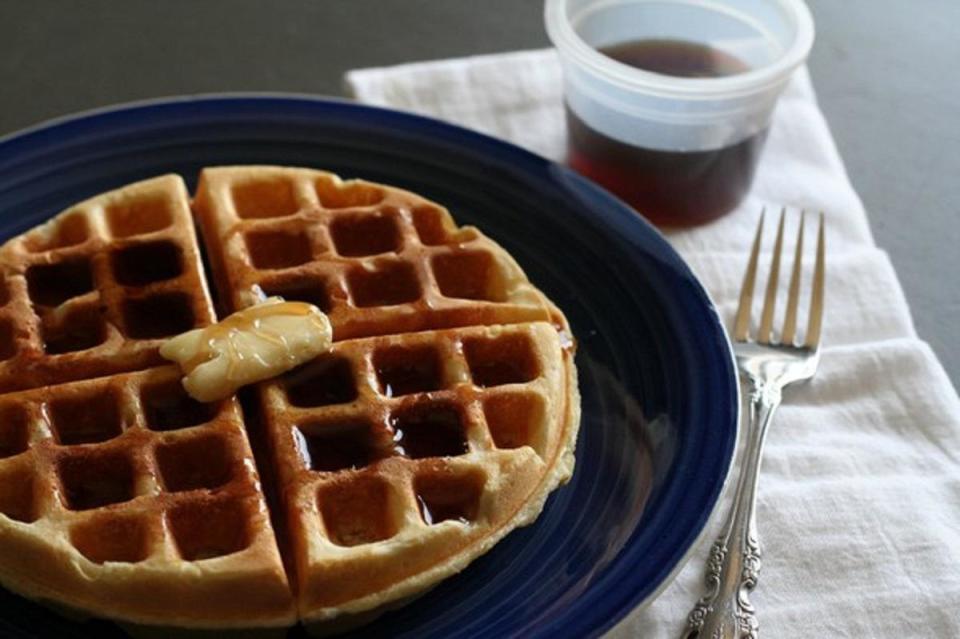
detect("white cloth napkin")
(346, 49), (960, 638)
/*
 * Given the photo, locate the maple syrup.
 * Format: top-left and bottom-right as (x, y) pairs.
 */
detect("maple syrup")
(566, 39), (767, 226)
(391, 402), (468, 459)
(374, 345), (443, 397)
(141, 379), (218, 431)
(415, 473), (483, 525)
(294, 420), (380, 472)
(285, 356), (357, 407)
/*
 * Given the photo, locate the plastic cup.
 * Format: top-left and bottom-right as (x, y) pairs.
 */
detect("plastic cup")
(545, 0), (814, 227)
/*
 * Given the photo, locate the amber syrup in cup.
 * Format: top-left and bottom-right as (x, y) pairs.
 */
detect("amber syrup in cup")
(566, 40), (767, 227)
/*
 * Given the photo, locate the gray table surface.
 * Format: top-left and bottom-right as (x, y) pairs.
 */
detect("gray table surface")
(2, 0), (957, 385)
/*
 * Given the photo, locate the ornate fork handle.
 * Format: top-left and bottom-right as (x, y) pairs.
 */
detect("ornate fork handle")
(684, 380), (781, 639)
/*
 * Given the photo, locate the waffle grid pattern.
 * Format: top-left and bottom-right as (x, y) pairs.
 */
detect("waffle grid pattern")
(0, 175), (215, 392)
(0, 366), (268, 566)
(0, 167), (578, 627)
(194, 166), (555, 340)
(269, 322), (555, 519)
(260, 320), (568, 616)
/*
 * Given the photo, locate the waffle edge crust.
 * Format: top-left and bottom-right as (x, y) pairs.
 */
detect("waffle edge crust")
(0, 167), (581, 629)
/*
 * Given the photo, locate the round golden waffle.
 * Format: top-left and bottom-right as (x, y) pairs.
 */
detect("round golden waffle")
(0, 166), (580, 629)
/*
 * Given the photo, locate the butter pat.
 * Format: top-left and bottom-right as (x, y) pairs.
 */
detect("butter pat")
(160, 297), (333, 402)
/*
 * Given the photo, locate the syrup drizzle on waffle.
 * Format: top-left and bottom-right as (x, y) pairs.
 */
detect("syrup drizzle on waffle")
(0, 167), (580, 627)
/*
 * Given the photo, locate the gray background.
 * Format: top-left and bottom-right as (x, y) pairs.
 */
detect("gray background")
(1, 0), (957, 383)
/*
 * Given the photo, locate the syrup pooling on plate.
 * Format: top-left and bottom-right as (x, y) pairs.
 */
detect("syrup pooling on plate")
(161, 296), (333, 401)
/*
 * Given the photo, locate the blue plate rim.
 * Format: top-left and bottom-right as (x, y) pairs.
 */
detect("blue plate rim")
(0, 92), (740, 637)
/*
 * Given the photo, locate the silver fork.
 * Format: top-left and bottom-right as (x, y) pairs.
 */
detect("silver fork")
(684, 209), (825, 639)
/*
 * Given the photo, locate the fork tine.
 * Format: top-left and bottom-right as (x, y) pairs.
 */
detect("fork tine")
(805, 213), (826, 348)
(757, 208), (786, 344)
(734, 210), (765, 341)
(781, 212), (805, 345)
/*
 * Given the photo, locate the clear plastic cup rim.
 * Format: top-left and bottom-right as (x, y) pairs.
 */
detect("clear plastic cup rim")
(545, 0), (815, 100)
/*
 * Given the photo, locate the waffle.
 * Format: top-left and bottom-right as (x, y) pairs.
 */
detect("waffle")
(0, 365), (293, 627)
(0, 175), (215, 392)
(261, 321), (578, 621)
(196, 166), (579, 620)
(192, 166), (561, 338)
(0, 166), (580, 629)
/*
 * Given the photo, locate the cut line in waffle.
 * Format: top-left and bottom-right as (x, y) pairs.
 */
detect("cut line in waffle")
(0, 175), (215, 392)
(0, 365), (293, 627)
(257, 321), (577, 620)
(0, 166), (581, 629)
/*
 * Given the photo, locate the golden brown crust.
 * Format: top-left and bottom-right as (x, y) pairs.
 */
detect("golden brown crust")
(255, 322), (577, 620)
(192, 166), (554, 340)
(0, 166), (580, 628)
(0, 366), (294, 627)
(0, 175), (216, 392)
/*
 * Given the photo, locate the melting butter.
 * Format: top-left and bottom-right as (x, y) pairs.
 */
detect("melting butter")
(160, 297), (333, 402)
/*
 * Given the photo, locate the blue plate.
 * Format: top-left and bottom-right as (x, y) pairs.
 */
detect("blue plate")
(0, 96), (738, 638)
